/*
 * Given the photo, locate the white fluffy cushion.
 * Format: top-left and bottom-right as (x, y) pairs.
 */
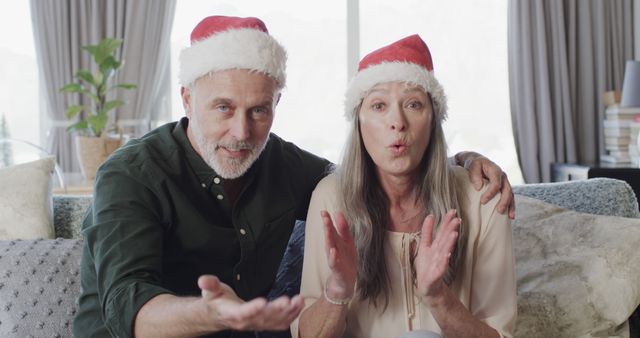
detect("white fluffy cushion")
(0, 157), (55, 239)
(514, 195), (640, 337)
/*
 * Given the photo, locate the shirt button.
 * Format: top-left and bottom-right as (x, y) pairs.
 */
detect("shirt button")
(240, 228), (247, 235)
(236, 274), (241, 281)
(213, 177), (221, 184)
(201, 183), (206, 188)
(216, 194), (224, 200)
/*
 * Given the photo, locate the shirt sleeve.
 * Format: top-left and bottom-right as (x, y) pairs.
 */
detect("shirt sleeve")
(290, 175), (336, 338)
(470, 199), (518, 338)
(83, 166), (173, 338)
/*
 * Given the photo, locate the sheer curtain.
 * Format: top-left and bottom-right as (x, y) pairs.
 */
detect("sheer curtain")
(508, 0), (635, 183)
(30, 0), (175, 173)
(116, 1), (175, 136)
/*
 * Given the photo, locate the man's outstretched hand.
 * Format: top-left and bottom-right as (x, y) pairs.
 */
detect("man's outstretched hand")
(198, 275), (304, 332)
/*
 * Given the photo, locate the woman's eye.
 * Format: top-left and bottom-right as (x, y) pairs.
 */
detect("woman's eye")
(372, 102), (385, 110)
(407, 101), (423, 110)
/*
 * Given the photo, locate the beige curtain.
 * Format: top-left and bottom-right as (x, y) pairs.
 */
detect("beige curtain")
(508, 0), (635, 183)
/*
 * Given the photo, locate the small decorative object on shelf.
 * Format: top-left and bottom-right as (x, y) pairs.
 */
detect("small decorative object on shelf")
(59, 38), (136, 181)
(620, 60), (640, 167)
(621, 60), (640, 108)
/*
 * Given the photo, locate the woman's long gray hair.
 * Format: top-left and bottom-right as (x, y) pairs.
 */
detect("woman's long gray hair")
(336, 93), (467, 309)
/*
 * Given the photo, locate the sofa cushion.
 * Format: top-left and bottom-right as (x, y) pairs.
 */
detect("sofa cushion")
(0, 238), (82, 337)
(268, 220), (306, 301)
(0, 157), (56, 240)
(513, 178), (640, 218)
(514, 195), (640, 337)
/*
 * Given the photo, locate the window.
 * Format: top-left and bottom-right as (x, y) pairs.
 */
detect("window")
(360, 0), (523, 183)
(170, 1), (523, 182)
(171, 1), (348, 162)
(0, 3), (41, 164)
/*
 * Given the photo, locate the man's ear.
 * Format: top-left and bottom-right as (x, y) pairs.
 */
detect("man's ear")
(181, 86), (193, 118)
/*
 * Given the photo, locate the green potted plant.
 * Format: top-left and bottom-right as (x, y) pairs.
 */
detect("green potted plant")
(59, 38), (136, 181)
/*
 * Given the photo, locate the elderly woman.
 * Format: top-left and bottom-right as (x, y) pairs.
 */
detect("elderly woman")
(292, 35), (517, 338)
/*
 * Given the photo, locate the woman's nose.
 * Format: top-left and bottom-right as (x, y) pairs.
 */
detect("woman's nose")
(391, 123), (405, 131)
(390, 105), (407, 131)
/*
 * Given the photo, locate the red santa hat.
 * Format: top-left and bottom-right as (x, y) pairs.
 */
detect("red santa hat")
(345, 34), (447, 121)
(178, 16), (287, 89)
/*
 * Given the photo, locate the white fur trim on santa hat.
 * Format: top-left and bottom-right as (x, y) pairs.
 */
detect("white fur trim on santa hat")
(179, 28), (287, 88)
(344, 62), (447, 121)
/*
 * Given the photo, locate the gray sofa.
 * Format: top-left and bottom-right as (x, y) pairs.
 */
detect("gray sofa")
(0, 196), (89, 337)
(0, 178), (637, 337)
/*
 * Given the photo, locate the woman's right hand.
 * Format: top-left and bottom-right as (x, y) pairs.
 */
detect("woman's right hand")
(321, 210), (357, 302)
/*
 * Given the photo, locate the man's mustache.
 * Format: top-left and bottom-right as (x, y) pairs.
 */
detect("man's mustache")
(215, 141), (255, 151)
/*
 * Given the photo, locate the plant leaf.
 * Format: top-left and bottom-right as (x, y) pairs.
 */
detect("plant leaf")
(83, 38), (123, 65)
(115, 83), (137, 90)
(66, 120), (89, 132)
(100, 55), (121, 76)
(59, 83), (84, 93)
(82, 45), (100, 60)
(100, 56), (117, 85)
(102, 100), (125, 113)
(82, 90), (100, 104)
(94, 71), (104, 87)
(64, 105), (85, 119)
(75, 70), (96, 86)
(87, 113), (109, 137)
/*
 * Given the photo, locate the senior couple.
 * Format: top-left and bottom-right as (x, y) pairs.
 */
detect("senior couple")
(74, 15), (516, 338)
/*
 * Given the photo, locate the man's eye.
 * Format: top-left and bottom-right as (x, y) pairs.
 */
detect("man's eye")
(216, 105), (230, 112)
(372, 103), (385, 110)
(252, 107), (271, 119)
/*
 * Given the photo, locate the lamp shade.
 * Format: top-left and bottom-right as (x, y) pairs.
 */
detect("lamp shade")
(621, 60), (640, 107)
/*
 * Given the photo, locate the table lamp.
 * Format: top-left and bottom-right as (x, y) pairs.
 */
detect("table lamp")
(621, 60), (640, 107)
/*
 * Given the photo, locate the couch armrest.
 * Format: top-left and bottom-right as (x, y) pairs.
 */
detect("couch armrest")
(513, 177), (640, 218)
(53, 195), (92, 239)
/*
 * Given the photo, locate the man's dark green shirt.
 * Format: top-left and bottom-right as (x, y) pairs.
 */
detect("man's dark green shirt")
(73, 118), (330, 338)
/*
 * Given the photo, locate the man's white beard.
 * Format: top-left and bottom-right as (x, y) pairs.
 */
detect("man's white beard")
(190, 118), (268, 179)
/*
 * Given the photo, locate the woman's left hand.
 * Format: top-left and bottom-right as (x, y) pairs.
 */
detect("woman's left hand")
(414, 209), (461, 300)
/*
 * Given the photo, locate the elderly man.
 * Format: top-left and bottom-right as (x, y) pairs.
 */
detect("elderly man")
(73, 16), (515, 338)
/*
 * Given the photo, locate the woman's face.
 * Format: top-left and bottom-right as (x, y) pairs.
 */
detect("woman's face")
(359, 81), (433, 179)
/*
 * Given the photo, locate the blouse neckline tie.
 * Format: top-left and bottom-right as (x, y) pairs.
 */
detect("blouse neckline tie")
(400, 232), (421, 330)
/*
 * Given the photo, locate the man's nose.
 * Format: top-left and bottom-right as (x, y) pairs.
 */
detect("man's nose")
(230, 113), (250, 140)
